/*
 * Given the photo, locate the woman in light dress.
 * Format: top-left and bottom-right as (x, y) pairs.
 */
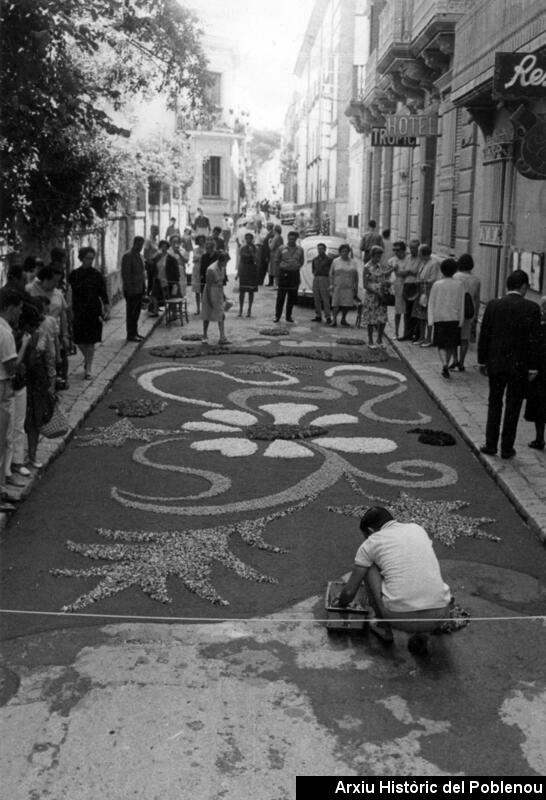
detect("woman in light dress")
(329, 243), (359, 328)
(360, 245), (393, 348)
(202, 251), (231, 345)
(452, 253), (481, 371)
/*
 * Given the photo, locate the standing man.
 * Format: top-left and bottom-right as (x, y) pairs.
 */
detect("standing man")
(121, 236), (146, 343)
(221, 213), (234, 249)
(311, 243), (333, 324)
(193, 207), (211, 238)
(274, 230), (304, 324)
(478, 269), (541, 459)
(359, 220), (383, 264)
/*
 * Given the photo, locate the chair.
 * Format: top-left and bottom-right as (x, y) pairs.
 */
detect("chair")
(164, 297), (189, 326)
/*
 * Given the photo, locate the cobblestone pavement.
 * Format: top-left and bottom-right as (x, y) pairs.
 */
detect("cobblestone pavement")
(2, 272), (544, 543)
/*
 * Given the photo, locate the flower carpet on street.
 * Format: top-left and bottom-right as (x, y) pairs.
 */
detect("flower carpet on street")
(0, 348), (540, 635)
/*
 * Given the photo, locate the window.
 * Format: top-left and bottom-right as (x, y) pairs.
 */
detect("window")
(206, 72), (222, 107)
(203, 156), (221, 197)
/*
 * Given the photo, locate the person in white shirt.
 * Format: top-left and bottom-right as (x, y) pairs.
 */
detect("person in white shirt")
(221, 213), (234, 248)
(336, 506), (451, 655)
(428, 258), (465, 380)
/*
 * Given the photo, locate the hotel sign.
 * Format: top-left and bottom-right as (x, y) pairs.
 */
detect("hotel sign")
(371, 128), (417, 147)
(385, 114), (439, 138)
(494, 52), (546, 100)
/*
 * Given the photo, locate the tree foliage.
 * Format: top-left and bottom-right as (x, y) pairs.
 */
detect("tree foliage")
(0, 0), (210, 242)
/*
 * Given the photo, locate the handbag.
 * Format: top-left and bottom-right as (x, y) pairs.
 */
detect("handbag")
(419, 292), (428, 308)
(223, 299), (233, 312)
(378, 290), (395, 306)
(403, 283), (419, 302)
(41, 401), (70, 438)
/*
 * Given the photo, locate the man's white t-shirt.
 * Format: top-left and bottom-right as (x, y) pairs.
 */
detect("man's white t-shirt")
(0, 316), (17, 380)
(355, 520), (450, 613)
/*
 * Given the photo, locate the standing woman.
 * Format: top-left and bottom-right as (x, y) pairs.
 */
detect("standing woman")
(413, 244), (441, 347)
(201, 251), (231, 345)
(427, 258), (465, 379)
(452, 253), (481, 371)
(268, 225), (283, 287)
(329, 243), (359, 328)
(360, 245), (392, 347)
(68, 246), (109, 379)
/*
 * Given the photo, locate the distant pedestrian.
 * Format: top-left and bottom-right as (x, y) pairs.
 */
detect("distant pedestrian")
(311, 243), (333, 324)
(193, 208), (211, 238)
(181, 227), (194, 255)
(191, 235), (206, 315)
(359, 220), (383, 264)
(237, 233), (258, 317)
(165, 236), (188, 298)
(274, 231), (304, 323)
(165, 218), (180, 241)
(329, 244), (359, 329)
(212, 226), (225, 253)
(320, 212), (331, 236)
(428, 258), (465, 380)
(524, 295), (546, 451)
(221, 213), (234, 248)
(381, 229), (393, 265)
(478, 270), (541, 459)
(144, 225), (160, 314)
(452, 253), (481, 371)
(361, 245), (391, 346)
(150, 240), (170, 309)
(268, 225), (284, 287)
(388, 240), (409, 340)
(121, 236), (146, 342)
(68, 247), (109, 379)
(259, 222), (274, 285)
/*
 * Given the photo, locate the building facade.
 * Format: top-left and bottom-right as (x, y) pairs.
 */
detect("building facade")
(345, 0), (546, 303)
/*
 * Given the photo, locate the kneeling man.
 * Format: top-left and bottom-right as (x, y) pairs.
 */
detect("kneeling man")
(336, 506), (451, 654)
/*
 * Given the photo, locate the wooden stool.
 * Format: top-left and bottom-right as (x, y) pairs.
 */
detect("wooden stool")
(165, 297), (189, 326)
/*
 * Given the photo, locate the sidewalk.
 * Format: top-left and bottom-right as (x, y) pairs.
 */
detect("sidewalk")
(1, 291), (544, 544)
(0, 300), (161, 530)
(389, 326), (546, 544)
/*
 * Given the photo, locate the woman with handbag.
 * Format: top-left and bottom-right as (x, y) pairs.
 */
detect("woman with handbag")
(427, 259), (465, 379)
(201, 251), (231, 345)
(360, 245), (392, 348)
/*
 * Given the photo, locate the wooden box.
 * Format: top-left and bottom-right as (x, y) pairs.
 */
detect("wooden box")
(325, 580), (370, 632)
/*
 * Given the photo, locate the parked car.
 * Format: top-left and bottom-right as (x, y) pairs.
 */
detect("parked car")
(280, 202), (296, 225)
(297, 235), (349, 298)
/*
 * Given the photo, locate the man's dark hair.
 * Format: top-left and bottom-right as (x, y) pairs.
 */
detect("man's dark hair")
(368, 220), (376, 229)
(7, 264), (24, 282)
(507, 269), (529, 291)
(50, 247), (66, 264)
(440, 258), (458, 278)
(392, 240), (406, 251)
(457, 253), (474, 272)
(420, 244), (432, 258)
(213, 226), (223, 235)
(133, 236), (145, 247)
(23, 256), (37, 272)
(382, 229), (391, 239)
(360, 507), (393, 535)
(37, 265), (56, 282)
(78, 246), (96, 261)
(317, 242), (326, 249)
(0, 288), (24, 311)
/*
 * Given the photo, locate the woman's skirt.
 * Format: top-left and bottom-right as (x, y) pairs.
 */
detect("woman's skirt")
(432, 321), (460, 349)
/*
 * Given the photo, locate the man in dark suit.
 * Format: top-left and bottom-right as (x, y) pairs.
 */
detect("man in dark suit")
(121, 236), (146, 342)
(478, 269), (541, 459)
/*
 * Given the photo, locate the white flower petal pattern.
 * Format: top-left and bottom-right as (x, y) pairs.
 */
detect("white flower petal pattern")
(311, 414), (359, 427)
(183, 422), (241, 433)
(313, 437), (397, 454)
(191, 438), (258, 457)
(204, 410), (258, 426)
(263, 441), (314, 459)
(259, 403), (319, 425)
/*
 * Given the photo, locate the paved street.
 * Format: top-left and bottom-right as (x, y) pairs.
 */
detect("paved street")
(1, 282), (545, 793)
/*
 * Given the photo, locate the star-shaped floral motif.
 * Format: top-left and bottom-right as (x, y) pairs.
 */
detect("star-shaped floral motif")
(329, 474), (498, 547)
(76, 418), (183, 447)
(51, 500), (311, 610)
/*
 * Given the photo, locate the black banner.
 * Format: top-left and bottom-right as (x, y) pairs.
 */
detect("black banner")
(493, 51), (546, 100)
(296, 777), (545, 799)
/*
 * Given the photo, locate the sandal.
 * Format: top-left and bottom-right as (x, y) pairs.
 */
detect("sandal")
(369, 621), (394, 645)
(218, 339), (231, 345)
(528, 440), (545, 450)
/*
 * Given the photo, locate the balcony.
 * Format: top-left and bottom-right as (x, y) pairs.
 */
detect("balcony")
(377, 0), (414, 74)
(412, 0), (468, 44)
